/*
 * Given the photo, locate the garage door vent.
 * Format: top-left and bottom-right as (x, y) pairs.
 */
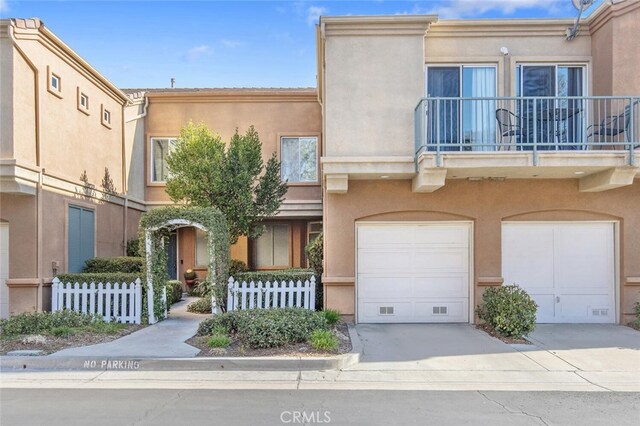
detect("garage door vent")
(592, 308), (609, 317)
(433, 306), (448, 315)
(379, 306), (394, 315)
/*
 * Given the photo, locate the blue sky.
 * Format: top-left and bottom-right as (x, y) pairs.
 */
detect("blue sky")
(0, 1), (604, 88)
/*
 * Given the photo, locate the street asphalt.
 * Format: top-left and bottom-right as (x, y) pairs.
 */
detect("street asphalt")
(1, 389), (638, 426)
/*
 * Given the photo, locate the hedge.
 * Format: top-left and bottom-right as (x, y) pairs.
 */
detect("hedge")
(166, 280), (183, 305)
(232, 268), (315, 283)
(56, 273), (142, 285)
(83, 257), (144, 273)
(197, 308), (328, 349)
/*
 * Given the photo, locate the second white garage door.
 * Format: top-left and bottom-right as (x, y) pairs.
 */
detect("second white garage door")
(357, 222), (471, 323)
(502, 222), (616, 323)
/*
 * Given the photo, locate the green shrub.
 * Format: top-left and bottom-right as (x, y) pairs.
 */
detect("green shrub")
(165, 280), (183, 305)
(51, 325), (75, 337)
(0, 310), (95, 336)
(187, 297), (213, 314)
(477, 284), (537, 338)
(308, 329), (338, 351)
(56, 273), (142, 286)
(197, 314), (237, 336)
(323, 309), (340, 326)
(305, 233), (323, 310)
(198, 308), (328, 349)
(633, 302), (640, 328)
(229, 259), (248, 275)
(233, 269), (315, 283)
(87, 322), (125, 334)
(83, 257), (144, 273)
(126, 238), (142, 257)
(207, 335), (231, 348)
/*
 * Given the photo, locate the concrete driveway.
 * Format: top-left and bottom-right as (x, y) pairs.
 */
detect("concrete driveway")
(352, 323), (640, 373)
(527, 324), (640, 372)
(353, 324), (544, 371)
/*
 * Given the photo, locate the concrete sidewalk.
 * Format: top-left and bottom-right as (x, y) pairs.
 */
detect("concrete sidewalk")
(50, 297), (205, 358)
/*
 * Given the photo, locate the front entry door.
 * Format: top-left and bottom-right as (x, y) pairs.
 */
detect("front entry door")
(166, 232), (177, 280)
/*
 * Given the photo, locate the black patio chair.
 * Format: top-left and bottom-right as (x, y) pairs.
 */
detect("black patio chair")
(587, 101), (638, 146)
(495, 108), (523, 149)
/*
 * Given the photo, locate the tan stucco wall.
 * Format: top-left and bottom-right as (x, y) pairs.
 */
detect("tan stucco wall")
(143, 92), (322, 204)
(9, 28), (125, 189)
(591, 1), (640, 95)
(323, 179), (640, 322)
(324, 34), (425, 157)
(0, 35), (15, 159)
(0, 194), (37, 278)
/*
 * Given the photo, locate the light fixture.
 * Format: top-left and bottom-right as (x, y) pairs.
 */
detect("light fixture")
(500, 46), (509, 56)
(380, 175), (390, 179)
(574, 171), (585, 175)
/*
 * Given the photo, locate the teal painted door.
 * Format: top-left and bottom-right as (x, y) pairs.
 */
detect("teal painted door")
(68, 206), (95, 273)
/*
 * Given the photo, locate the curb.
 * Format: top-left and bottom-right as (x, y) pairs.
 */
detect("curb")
(0, 325), (361, 373)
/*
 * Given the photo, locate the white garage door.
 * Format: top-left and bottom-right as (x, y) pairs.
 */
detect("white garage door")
(502, 222), (615, 323)
(0, 223), (8, 319)
(357, 222), (470, 323)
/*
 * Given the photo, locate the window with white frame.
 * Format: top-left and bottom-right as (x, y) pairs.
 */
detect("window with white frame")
(307, 222), (322, 244)
(150, 137), (177, 182)
(51, 74), (61, 91)
(103, 109), (111, 124)
(47, 66), (62, 97)
(78, 89), (89, 114)
(253, 223), (290, 268)
(280, 136), (318, 183)
(195, 228), (208, 267)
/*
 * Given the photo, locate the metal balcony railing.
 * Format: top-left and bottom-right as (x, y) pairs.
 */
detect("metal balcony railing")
(415, 96), (639, 166)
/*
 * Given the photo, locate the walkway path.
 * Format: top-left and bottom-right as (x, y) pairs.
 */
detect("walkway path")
(50, 297), (206, 358)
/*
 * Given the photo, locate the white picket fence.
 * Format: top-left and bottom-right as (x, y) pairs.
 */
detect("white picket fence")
(52, 277), (145, 324)
(226, 276), (316, 312)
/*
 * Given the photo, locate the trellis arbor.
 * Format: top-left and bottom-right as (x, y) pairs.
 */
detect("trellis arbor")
(139, 207), (229, 322)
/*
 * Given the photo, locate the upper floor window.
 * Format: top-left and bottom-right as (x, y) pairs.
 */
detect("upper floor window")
(51, 74), (60, 91)
(280, 136), (318, 183)
(150, 137), (176, 182)
(77, 88), (89, 114)
(426, 65), (497, 150)
(516, 64), (585, 98)
(101, 104), (112, 128)
(47, 66), (62, 98)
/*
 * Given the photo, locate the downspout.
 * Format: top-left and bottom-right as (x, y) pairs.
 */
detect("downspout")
(9, 24), (44, 308)
(125, 95), (149, 123)
(121, 105), (127, 255)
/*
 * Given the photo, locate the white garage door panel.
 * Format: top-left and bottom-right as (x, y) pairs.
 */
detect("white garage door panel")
(413, 249), (468, 270)
(502, 223), (615, 324)
(358, 250), (414, 271)
(358, 277), (414, 298)
(531, 293), (556, 323)
(502, 227), (555, 288)
(357, 223), (470, 323)
(413, 275), (468, 298)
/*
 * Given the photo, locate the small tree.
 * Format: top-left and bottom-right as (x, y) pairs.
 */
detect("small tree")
(165, 122), (288, 243)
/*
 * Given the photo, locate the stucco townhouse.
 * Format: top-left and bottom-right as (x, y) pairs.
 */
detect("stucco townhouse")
(319, 0), (640, 324)
(1, 0), (639, 326)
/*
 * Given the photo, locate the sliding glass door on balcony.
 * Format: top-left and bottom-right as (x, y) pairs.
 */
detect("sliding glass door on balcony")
(426, 66), (496, 151)
(517, 65), (585, 150)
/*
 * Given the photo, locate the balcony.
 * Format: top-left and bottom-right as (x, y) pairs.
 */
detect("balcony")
(414, 96), (639, 192)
